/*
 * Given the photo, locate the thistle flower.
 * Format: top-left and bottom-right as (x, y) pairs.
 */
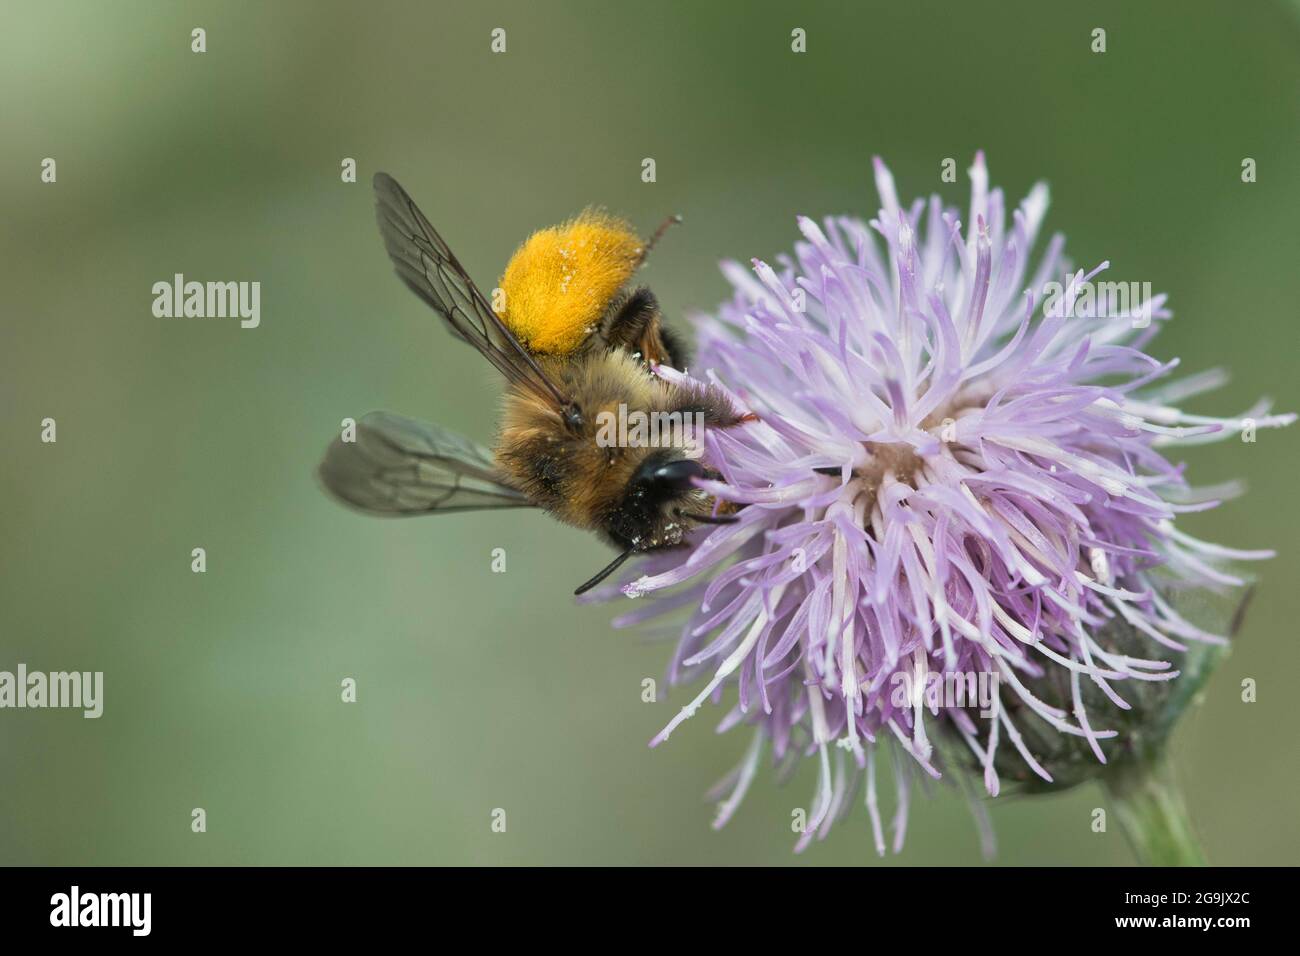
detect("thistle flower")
(598, 153), (1293, 856)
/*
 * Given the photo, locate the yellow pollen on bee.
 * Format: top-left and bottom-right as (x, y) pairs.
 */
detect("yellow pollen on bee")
(498, 210), (643, 354)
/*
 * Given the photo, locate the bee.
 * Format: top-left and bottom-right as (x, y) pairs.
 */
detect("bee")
(318, 173), (753, 594)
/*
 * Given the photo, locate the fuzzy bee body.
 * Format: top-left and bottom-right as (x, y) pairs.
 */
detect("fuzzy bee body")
(318, 173), (750, 593)
(497, 348), (741, 552)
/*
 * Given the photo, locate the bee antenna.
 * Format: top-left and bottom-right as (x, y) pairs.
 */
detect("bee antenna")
(638, 214), (684, 265)
(573, 547), (636, 596)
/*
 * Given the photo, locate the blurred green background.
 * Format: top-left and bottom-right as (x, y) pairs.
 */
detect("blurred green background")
(2, 0), (1297, 866)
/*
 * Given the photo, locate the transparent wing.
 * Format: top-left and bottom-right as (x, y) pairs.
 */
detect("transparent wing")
(318, 411), (532, 516)
(373, 172), (572, 410)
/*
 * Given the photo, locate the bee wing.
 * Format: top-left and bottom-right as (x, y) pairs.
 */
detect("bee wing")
(319, 411), (532, 516)
(374, 172), (572, 411)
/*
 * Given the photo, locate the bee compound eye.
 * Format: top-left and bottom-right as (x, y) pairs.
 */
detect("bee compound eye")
(646, 458), (705, 491)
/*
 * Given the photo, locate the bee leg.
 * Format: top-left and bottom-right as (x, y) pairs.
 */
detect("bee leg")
(602, 287), (686, 367)
(602, 288), (656, 349)
(666, 384), (757, 431)
(656, 324), (691, 369)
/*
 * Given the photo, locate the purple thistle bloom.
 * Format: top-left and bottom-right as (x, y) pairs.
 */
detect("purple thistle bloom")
(594, 153), (1293, 854)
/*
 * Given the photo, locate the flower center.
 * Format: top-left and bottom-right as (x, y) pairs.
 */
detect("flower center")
(860, 440), (926, 488)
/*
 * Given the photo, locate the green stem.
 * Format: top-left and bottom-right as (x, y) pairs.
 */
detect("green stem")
(1102, 755), (1206, 866)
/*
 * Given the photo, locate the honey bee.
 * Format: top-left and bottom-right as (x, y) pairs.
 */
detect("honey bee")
(318, 173), (753, 594)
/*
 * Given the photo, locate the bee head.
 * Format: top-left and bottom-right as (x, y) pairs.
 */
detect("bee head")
(596, 453), (733, 554)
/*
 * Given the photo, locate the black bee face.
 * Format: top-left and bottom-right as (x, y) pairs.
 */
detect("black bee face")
(602, 454), (735, 553)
